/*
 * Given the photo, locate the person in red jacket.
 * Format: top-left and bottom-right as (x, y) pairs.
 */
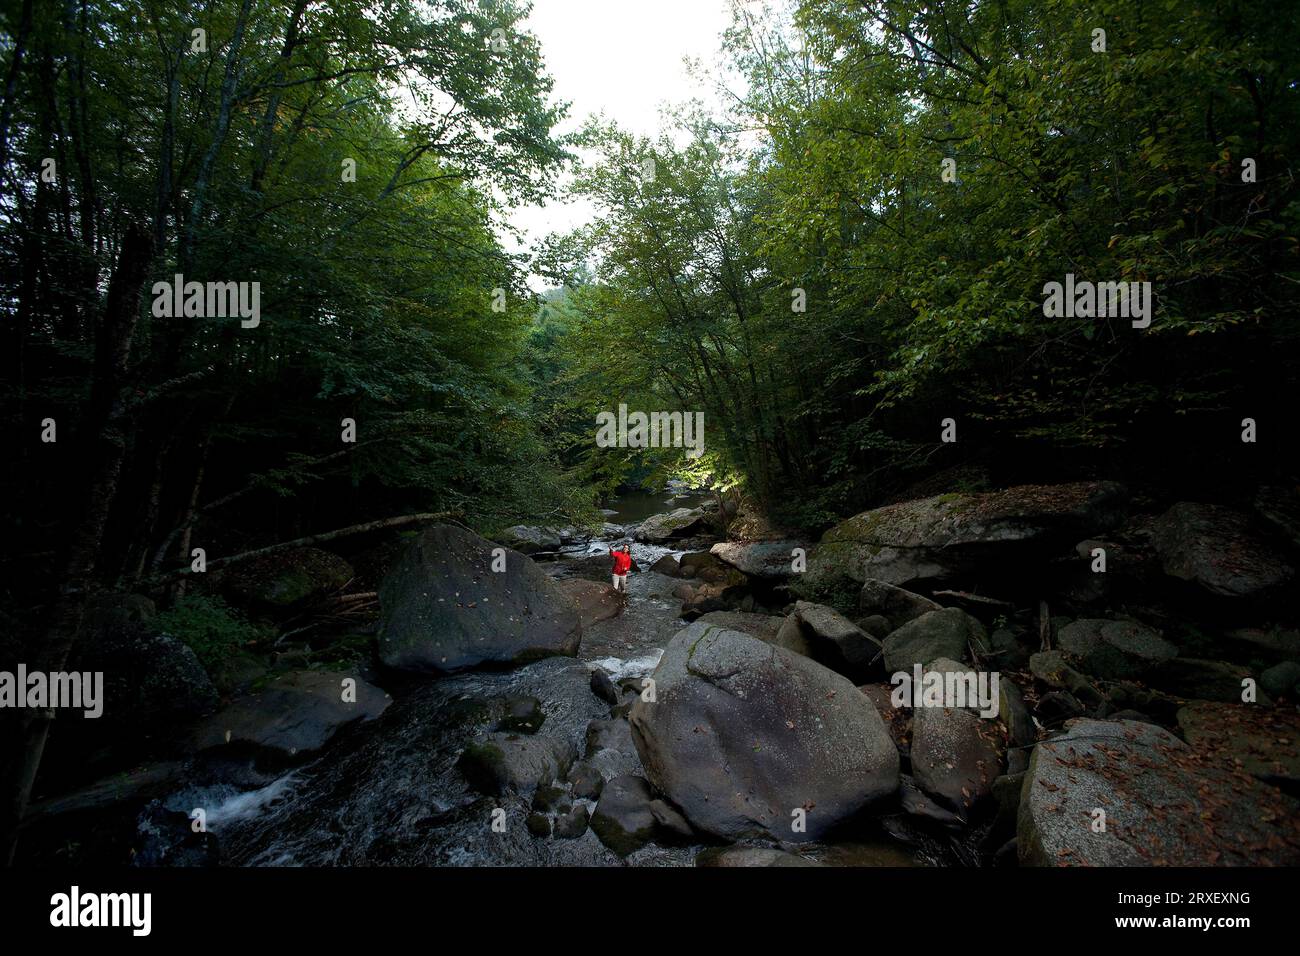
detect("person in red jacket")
(609, 545), (632, 599)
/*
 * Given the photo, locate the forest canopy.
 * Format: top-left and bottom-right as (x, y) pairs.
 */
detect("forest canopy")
(2, 0), (1298, 600)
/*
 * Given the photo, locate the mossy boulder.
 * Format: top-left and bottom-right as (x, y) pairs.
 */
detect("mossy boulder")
(811, 481), (1129, 587)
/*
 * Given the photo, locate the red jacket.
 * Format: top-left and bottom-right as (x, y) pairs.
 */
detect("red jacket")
(611, 550), (632, 575)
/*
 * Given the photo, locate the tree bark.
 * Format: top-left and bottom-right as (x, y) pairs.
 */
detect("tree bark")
(2, 221), (154, 866)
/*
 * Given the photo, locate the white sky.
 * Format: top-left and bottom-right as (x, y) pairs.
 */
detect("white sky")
(504, 0), (737, 288)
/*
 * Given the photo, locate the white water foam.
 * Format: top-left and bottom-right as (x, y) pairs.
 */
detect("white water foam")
(588, 650), (663, 682)
(163, 773), (298, 829)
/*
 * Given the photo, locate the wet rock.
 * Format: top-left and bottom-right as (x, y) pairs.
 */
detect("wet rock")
(696, 846), (820, 867)
(1151, 502), (1294, 598)
(585, 718), (635, 756)
(589, 668), (620, 706)
(678, 572), (749, 619)
(1018, 718), (1300, 865)
(568, 762), (604, 800)
(553, 805), (590, 839)
(629, 621), (899, 841)
(526, 813), (552, 837)
(496, 696), (544, 734)
(189, 669), (389, 759)
(882, 608), (988, 673)
(377, 523), (581, 673)
(649, 554), (681, 576)
(456, 732), (573, 798)
(132, 802), (219, 867)
(202, 657), (615, 866)
(531, 783), (569, 813)
(589, 775), (659, 855)
(555, 577), (623, 629)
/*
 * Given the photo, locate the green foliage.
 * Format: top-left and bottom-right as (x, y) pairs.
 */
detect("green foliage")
(534, 0), (1300, 521)
(154, 594), (273, 672)
(0, 0), (588, 592)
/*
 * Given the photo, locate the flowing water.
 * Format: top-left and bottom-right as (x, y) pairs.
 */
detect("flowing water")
(155, 517), (959, 867)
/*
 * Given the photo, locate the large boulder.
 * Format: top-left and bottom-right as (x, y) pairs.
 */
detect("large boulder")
(189, 670), (389, 758)
(812, 481), (1129, 586)
(859, 579), (943, 628)
(677, 550), (741, 584)
(497, 525), (562, 556)
(881, 608), (988, 673)
(634, 508), (708, 543)
(695, 611), (786, 645)
(219, 547), (354, 609)
(710, 540), (809, 581)
(1150, 502), (1294, 598)
(1176, 701), (1300, 790)
(786, 601), (882, 675)
(554, 578), (623, 630)
(1018, 718), (1300, 865)
(1056, 618), (1178, 680)
(377, 523), (581, 673)
(628, 621), (899, 841)
(72, 613), (219, 733)
(907, 659), (1004, 814)
(1148, 657), (1264, 703)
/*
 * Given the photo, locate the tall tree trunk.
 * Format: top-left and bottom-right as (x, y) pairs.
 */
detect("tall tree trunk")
(0, 0), (34, 176)
(2, 222), (154, 866)
(180, 0), (253, 271)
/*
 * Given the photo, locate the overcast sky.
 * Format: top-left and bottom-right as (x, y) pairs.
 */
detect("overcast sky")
(504, 0), (737, 287)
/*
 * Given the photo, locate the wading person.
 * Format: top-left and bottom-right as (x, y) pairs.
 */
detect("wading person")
(610, 544), (632, 603)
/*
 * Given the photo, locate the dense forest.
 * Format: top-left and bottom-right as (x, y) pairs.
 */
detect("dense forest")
(1, 0), (1298, 873)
